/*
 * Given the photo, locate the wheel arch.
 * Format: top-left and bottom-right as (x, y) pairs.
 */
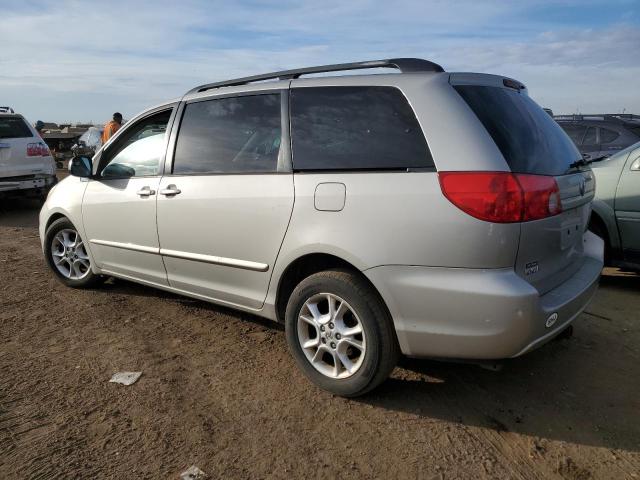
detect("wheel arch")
(274, 252), (390, 324)
(45, 211), (69, 232)
(589, 199), (620, 256)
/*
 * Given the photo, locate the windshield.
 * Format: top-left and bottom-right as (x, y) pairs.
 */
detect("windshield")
(454, 85), (581, 175)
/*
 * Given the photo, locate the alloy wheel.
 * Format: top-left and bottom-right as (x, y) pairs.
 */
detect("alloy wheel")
(297, 293), (366, 379)
(50, 228), (91, 280)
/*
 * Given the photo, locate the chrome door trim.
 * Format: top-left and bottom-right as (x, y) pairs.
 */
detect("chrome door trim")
(89, 239), (159, 254)
(89, 239), (269, 272)
(159, 248), (269, 272)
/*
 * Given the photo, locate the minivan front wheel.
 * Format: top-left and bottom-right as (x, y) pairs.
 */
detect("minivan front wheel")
(44, 217), (102, 288)
(285, 269), (399, 397)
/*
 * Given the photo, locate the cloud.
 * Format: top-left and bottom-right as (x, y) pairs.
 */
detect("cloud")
(0, 0), (638, 121)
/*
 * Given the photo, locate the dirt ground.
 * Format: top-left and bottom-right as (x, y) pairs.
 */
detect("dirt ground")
(1, 194), (639, 480)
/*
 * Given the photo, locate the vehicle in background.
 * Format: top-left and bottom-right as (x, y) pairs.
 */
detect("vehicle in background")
(555, 114), (640, 160)
(70, 126), (103, 165)
(589, 141), (640, 271)
(543, 108), (553, 116)
(39, 59), (603, 396)
(0, 107), (57, 199)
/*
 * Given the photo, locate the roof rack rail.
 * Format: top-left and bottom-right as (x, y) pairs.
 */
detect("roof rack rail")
(554, 113), (640, 122)
(0, 106), (15, 114)
(186, 58), (445, 95)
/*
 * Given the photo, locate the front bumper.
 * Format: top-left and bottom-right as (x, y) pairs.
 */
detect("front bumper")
(0, 174), (57, 194)
(365, 231), (604, 360)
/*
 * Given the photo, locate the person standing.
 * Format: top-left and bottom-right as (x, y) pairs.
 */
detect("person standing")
(102, 112), (123, 143)
(35, 120), (45, 137)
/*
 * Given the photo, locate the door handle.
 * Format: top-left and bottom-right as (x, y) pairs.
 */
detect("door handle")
(137, 186), (156, 197)
(159, 184), (181, 196)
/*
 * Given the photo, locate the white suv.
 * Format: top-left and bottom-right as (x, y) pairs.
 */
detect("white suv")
(0, 107), (57, 198)
(39, 59), (603, 396)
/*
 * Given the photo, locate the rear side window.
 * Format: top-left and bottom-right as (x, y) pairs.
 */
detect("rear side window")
(173, 94), (281, 174)
(0, 116), (33, 139)
(454, 86), (581, 175)
(600, 127), (619, 144)
(291, 86), (433, 170)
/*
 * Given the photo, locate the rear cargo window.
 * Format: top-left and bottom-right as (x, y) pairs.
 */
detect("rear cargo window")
(0, 116), (33, 139)
(291, 86), (433, 171)
(454, 86), (581, 175)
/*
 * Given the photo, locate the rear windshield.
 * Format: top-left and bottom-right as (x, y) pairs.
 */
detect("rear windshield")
(454, 85), (581, 175)
(0, 116), (33, 139)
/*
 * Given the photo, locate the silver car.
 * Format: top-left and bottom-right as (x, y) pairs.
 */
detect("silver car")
(39, 59), (604, 396)
(589, 141), (640, 270)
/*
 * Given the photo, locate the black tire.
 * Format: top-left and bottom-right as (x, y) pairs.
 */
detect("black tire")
(285, 269), (399, 397)
(44, 217), (103, 288)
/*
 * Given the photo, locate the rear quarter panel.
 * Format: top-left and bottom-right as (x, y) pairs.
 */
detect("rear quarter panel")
(265, 171), (521, 316)
(265, 73), (521, 315)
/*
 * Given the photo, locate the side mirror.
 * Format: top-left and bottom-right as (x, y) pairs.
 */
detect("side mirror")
(69, 155), (92, 178)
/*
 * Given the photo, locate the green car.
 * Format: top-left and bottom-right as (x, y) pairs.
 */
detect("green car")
(590, 141), (640, 270)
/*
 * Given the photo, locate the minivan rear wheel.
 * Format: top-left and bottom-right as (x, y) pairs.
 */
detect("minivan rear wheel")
(285, 269), (398, 397)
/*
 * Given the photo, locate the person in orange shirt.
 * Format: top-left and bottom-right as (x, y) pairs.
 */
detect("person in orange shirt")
(102, 112), (123, 143)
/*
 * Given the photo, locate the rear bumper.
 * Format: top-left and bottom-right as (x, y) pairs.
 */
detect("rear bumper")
(365, 231), (604, 359)
(0, 174), (57, 194)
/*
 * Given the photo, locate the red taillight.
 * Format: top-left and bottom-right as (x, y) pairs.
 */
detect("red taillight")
(27, 143), (40, 156)
(516, 174), (562, 220)
(438, 172), (562, 223)
(26, 142), (50, 157)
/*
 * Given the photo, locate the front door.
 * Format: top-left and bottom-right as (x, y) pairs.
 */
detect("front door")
(615, 147), (640, 263)
(82, 107), (175, 285)
(156, 91), (294, 310)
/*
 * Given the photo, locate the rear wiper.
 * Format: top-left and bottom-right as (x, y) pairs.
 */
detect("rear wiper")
(568, 154), (609, 169)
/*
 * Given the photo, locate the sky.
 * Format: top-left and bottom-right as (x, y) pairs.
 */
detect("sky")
(1, 0), (638, 124)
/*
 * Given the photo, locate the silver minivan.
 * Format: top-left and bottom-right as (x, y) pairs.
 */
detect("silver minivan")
(39, 59), (604, 396)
